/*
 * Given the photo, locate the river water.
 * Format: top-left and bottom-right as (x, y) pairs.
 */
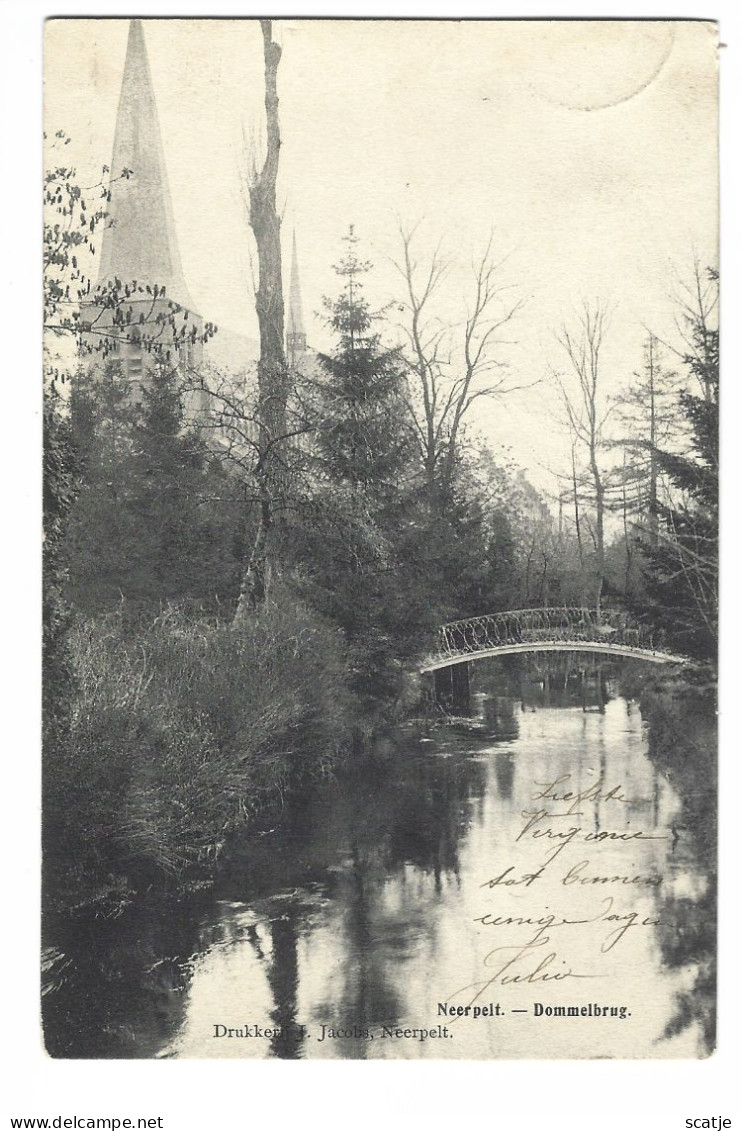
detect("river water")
(42, 655), (716, 1060)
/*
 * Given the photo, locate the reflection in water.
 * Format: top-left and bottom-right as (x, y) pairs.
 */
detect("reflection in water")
(266, 907), (302, 1058)
(642, 685), (717, 1053)
(42, 895), (209, 1058)
(488, 653), (616, 715)
(42, 657), (716, 1059)
(493, 751), (516, 802)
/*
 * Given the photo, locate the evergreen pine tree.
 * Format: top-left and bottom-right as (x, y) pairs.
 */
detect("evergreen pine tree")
(66, 360), (242, 610)
(43, 386), (81, 743)
(642, 268), (718, 660)
(286, 228), (418, 675)
(65, 361), (142, 609)
(314, 226), (411, 493)
(129, 360), (206, 596)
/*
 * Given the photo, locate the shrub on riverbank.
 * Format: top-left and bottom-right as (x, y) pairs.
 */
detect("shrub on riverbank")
(43, 594), (352, 913)
(638, 673), (716, 840)
(633, 666), (717, 1055)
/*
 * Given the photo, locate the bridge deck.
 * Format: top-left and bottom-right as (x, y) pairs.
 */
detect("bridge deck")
(421, 607), (689, 672)
(420, 639), (688, 672)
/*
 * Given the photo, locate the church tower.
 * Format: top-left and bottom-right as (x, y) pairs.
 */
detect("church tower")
(83, 19), (204, 412)
(286, 232), (307, 365)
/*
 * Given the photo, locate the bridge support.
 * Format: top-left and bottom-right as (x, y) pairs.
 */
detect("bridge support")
(435, 662), (471, 716)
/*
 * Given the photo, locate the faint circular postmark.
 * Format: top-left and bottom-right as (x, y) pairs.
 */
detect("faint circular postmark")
(527, 21), (676, 112)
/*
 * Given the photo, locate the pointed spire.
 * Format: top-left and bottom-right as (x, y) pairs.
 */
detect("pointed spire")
(286, 232), (307, 355)
(97, 19), (194, 310)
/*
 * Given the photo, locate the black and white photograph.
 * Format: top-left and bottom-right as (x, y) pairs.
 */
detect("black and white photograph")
(40, 16), (718, 1063)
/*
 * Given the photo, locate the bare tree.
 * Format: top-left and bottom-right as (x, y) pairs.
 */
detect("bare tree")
(603, 268), (711, 595)
(187, 360), (311, 520)
(569, 440), (586, 597)
(394, 224), (526, 506)
(552, 301), (613, 611)
(665, 259), (719, 404)
(233, 19), (289, 624)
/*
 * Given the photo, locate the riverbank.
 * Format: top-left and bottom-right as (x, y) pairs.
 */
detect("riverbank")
(41, 660), (717, 1060)
(43, 594), (373, 917)
(621, 659), (717, 788)
(636, 665), (717, 1054)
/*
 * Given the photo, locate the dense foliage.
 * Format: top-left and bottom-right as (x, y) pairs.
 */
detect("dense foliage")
(44, 600), (351, 912)
(43, 168), (719, 911)
(285, 231), (522, 687)
(42, 388), (80, 744)
(640, 270), (718, 660)
(65, 362), (244, 612)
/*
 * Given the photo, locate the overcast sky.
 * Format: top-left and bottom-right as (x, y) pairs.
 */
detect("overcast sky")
(44, 18), (718, 489)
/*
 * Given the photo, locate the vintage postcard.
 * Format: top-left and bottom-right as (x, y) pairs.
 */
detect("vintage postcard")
(42, 18), (718, 1060)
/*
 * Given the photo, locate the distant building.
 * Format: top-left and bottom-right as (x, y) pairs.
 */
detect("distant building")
(79, 20), (207, 422)
(286, 232), (308, 366)
(82, 18), (317, 439)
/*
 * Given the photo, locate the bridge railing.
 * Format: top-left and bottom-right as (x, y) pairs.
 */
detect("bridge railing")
(437, 607), (665, 658)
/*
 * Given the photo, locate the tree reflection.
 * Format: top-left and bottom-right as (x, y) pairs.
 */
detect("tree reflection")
(42, 660), (716, 1061)
(473, 654), (617, 714)
(42, 893), (208, 1058)
(493, 751), (516, 801)
(642, 681), (717, 1054)
(212, 739), (488, 1058)
(313, 842), (403, 1058)
(266, 906), (305, 1059)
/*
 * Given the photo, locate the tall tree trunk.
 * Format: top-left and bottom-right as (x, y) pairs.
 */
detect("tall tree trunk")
(539, 552), (549, 605)
(524, 543), (534, 605)
(647, 335), (659, 548)
(556, 301), (609, 615)
(622, 451), (633, 596)
(234, 19), (287, 625)
(590, 439), (605, 612)
(571, 446), (586, 604)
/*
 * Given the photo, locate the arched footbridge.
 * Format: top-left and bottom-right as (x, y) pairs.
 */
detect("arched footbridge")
(420, 607), (688, 672)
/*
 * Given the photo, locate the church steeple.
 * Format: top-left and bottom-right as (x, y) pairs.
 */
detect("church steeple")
(97, 19), (194, 311)
(286, 232), (307, 357)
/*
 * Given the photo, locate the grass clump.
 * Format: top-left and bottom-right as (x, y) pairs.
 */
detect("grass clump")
(43, 591), (352, 913)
